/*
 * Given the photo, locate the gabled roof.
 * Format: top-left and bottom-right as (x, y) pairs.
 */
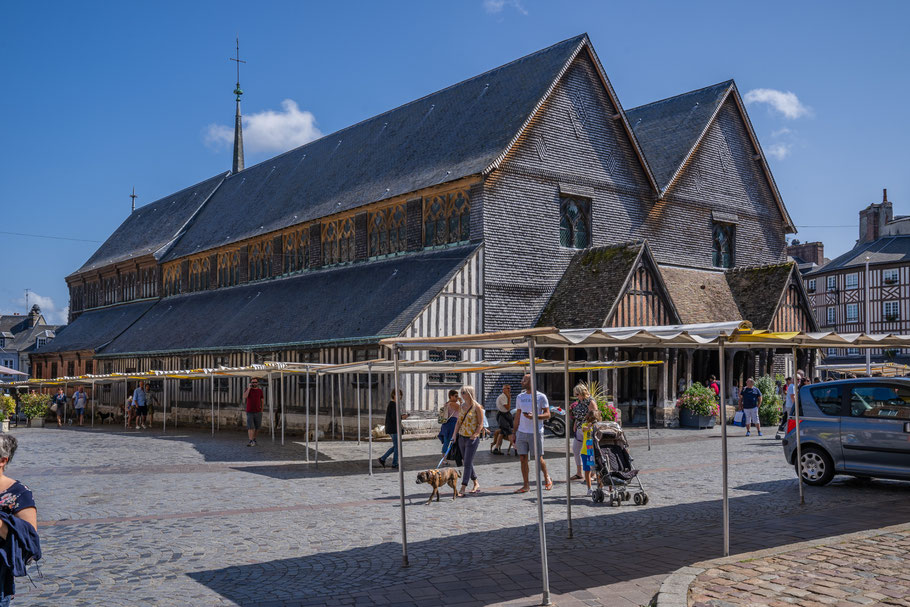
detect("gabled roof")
(627, 81), (794, 232)
(807, 235), (910, 275)
(658, 266), (741, 324)
(98, 245), (478, 356)
(627, 81), (732, 193)
(725, 263), (801, 330)
(537, 242), (645, 328)
(71, 172), (226, 276)
(162, 35), (595, 261)
(36, 300), (156, 354)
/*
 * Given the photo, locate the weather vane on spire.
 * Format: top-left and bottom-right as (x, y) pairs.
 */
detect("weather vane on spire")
(230, 36), (245, 101)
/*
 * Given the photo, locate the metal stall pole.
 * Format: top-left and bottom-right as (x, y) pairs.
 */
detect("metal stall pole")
(792, 345), (805, 505)
(356, 372), (362, 445)
(368, 364), (373, 476)
(210, 373), (215, 436)
(163, 378), (168, 434)
(91, 380), (96, 428)
(64, 382), (68, 426)
(339, 374), (345, 442)
(330, 373), (335, 439)
(315, 372), (320, 468)
(645, 365), (651, 451)
(718, 338), (729, 557)
(527, 338), (551, 605)
(269, 372), (275, 443)
(217, 378), (221, 431)
(392, 346), (408, 567)
(281, 371), (286, 446)
(564, 347), (573, 539)
(305, 369), (310, 463)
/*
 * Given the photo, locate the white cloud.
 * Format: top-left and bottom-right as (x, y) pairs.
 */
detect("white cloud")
(205, 99), (322, 155)
(11, 292), (68, 324)
(766, 142), (792, 160)
(483, 0), (528, 14)
(771, 127), (792, 137)
(743, 88), (811, 119)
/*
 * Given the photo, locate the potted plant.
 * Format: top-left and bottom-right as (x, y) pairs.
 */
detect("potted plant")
(0, 395), (15, 432)
(19, 393), (50, 428)
(676, 382), (719, 429)
(755, 375), (782, 427)
(577, 380), (621, 424)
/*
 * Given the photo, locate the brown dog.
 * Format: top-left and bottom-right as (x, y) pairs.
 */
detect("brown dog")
(416, 468), (461, 504)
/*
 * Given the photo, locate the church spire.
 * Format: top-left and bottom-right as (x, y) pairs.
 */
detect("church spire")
(230, 36), (246, 174)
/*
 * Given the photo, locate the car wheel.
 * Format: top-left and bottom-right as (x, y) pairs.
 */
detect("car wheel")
(797, 447), (835, 486)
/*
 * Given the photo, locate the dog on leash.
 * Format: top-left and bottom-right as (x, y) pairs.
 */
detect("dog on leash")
(416, 468), (461, 504)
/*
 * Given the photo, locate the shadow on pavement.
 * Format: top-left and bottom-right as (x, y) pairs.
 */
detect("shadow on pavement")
(187, 483), (910, 606)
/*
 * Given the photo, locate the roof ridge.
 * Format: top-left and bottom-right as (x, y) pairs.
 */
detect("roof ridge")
(131, 171), (228, 212)
(627, 80), (734, 113)
(230, 34), (589, 177)
(725, 261), (794, 273)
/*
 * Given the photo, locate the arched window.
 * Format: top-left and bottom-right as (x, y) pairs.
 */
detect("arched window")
(712, 223), (734, 268)
(369, 204), (406, 257)
(248, 244), (261, 281)
(231, 252), (241, 285)
(189, 261), (201, 292)
(284, 232), (298, 274)
(322, 219), (355, 265)
(201, 259), (210, 290)
(261, 242), (272, 278)
(559, 196), (590, 249)
(423, 191), (471, 247)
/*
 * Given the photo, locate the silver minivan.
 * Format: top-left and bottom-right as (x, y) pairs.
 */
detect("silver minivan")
(782, 378), (910, 485)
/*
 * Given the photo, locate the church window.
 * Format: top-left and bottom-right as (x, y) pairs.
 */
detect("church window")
(369, 204), (406, 257)
(231, 252), (241, 285)
(284, 229), (311, 274)
(322, 217), (355, 265)
(427, 350), (462, 384)
(261, 242), (272, 278)
(201, 259), (210, 290)
(249, 244), (262, 281)
(559, 196), (591, 249)
(163, 266), (181, 296)
(712, 223), (735, 269)
(423, 191), (471, 247)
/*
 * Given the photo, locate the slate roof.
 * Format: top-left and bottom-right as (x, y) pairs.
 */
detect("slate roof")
(725, 263), (796, 330)
(0, 314), (62, 354)
(626, 81), (732, 192)
(658, 266), (741, 324)
(162, 35), (589, 261)
(806, 235), (910, 275)
(72, 173), (226, 275)
(37, 300), (156, 354)
(98, 245), (478, 356)
(537, 243), (643, 328)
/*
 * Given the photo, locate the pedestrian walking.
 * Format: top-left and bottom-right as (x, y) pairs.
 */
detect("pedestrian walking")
(132, 381), (149, 430)
(491, 384), (514, 455)
(243, 378), (264, 447)
(738, 377), (763, 436)
(776, 376), (795, 439)
(510, 374), (553, 493)
(570, 384), (596, 481)
(0, 435), (40, 606)
(72, 386), (88, 427)
(378, 389), (407, 469)
(52, 388), (66, 428)
(437, 389), (460, 457)
(453, 386), (483, 496)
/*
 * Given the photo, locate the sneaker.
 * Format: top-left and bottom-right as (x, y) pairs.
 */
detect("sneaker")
(251, 439), (257, 446)
(746, 431), (751, 436)
(246, 440), (253, 447)
(758, 432), (763, 436)
(586, 488), (593, 496)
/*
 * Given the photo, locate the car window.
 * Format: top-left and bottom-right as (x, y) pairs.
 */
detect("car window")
(849, 385), (910, 420)
(809, 386), (842, 415)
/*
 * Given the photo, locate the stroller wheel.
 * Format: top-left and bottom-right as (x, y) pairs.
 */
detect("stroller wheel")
(593, 489), (605, 503)
(622, 491), (631, 501)
(610, 496), (620, 507)
(633, 493), (643, 505)
(641, 493), (649, 505)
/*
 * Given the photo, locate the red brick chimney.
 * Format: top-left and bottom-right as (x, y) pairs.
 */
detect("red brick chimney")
(787, 240), (825, 265)
(858, 188), (893, 244)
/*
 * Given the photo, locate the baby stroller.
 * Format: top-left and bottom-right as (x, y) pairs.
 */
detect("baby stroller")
(590, 421), (649, 506)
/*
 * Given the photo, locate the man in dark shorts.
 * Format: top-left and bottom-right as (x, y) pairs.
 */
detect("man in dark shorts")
(243, 379), (264, 447)
(132, 381), (149, 430)
(738, 377), (763, 437)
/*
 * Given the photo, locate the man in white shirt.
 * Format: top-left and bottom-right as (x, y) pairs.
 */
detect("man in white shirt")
(509, 374), (553, 493)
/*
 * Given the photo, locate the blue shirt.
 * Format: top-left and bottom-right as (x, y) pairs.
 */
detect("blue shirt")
(741, 386), (761, 409)
(132, 387), (147, 407)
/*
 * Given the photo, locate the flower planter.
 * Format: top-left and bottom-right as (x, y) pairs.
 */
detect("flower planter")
(0, 421), (8, 433)
(679, 408), (716, 429)
(27, 417), (45, 428)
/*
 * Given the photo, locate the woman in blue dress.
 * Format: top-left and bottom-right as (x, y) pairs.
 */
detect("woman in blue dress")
(0, 435), (39, 606)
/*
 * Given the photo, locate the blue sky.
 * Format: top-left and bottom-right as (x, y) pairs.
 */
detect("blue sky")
(3, 1), (908, 324)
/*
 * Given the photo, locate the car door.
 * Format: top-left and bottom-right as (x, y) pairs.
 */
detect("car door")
(842, 383), (910, 478)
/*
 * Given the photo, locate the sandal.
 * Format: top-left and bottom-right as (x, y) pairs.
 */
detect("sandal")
(544, 479), (554, 491)
(570, 474), (583, 480)
(513, 487), (530, 494)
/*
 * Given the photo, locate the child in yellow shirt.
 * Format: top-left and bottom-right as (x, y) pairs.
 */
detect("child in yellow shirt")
(579, 407), (602, 496)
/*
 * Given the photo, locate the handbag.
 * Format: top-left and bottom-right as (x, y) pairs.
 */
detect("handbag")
(732, 410), (745, 427)
(50, 403), (58, 414)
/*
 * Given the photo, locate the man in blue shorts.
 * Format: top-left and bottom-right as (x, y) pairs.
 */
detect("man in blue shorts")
(738, 377), (763, 436)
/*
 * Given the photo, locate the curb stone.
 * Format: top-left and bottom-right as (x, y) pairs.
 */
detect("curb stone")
(654, 521), (910, 607)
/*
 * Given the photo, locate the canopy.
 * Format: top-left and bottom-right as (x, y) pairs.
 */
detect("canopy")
(816, 362), (910, 377)
(0, 365), (25, 376)
(264, 358), (663, 375)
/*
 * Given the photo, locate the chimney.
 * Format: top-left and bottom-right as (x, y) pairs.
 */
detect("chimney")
(858, 188), (894, 244)
(28, 304), (40, 328)
(787, 241), (825, 266)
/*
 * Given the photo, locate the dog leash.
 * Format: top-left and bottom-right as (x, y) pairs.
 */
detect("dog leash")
(436, 442), (453, 469)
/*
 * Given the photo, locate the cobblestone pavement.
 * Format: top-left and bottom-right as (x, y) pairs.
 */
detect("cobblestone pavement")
(689, 525), (910, 607)
(8, 423), (910, 606)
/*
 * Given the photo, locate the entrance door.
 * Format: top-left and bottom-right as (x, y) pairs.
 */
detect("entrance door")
(842, 383), (910, 478)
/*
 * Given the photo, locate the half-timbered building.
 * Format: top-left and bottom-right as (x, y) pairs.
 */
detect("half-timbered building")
(32, 34), (814, 429)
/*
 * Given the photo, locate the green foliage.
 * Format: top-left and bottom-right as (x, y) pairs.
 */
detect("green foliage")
(677, 382), (719, 417)
(0, 395), (15, 422)
(19, 393), (50, 420)
(754, 375), (782, 426)
(577, 380), (619, 422)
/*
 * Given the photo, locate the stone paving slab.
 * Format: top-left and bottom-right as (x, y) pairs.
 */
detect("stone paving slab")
(7, 424), (910, 606)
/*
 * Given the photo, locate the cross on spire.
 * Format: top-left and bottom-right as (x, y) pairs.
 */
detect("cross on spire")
(230, 36), (245, 100)
(130, 187), (137, 213)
